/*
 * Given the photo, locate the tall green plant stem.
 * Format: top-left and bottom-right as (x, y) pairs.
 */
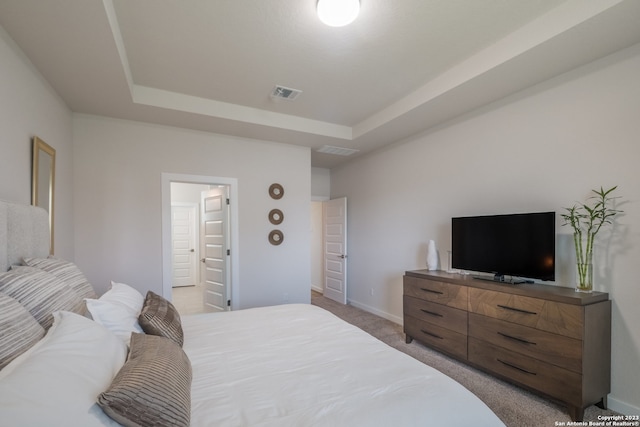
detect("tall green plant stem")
(562, 186), (621, 289)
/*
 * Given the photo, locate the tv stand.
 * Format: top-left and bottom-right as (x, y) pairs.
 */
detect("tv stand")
(403, 270), (611, 421)
(473, 274), (526, 284)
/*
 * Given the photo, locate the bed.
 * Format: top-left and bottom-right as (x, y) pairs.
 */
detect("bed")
(0, 200), (504, 426)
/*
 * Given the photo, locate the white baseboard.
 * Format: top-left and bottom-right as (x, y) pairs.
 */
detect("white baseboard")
(347, 299), (403, 325)
(310, 285), (323, 293)
(609, 396), (640, 416)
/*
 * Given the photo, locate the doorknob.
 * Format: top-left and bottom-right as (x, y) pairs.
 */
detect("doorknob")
(339, 254), (348, 259)
(200, 258), (206, 263)
(190, 249), (195, 252)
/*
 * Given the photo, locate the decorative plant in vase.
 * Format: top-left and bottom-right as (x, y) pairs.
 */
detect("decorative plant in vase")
(561, 186), (622, 292)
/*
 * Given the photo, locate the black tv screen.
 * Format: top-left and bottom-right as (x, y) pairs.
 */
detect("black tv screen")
(451, 212), (555, 282)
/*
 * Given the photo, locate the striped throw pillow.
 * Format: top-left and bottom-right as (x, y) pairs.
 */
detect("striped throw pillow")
(98, 333), (192, 427)
(22, 257), (97, 300)
(0, 292), (45, 369)
(0, 267), (85, 329)
(138, 291), (184, 347)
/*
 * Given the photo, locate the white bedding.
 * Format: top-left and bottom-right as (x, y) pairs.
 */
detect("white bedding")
(183, 304), (504, 427)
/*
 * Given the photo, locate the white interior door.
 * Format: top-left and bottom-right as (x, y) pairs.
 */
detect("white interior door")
(323, 197), (347, 304)
(171, 204), (197, 287)
(201, 187), (230, 312)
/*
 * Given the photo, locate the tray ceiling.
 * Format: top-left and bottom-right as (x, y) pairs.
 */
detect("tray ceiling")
(1, 0), (639, 168)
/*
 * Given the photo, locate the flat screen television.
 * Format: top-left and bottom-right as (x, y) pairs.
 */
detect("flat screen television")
(451, 211), (555, 283)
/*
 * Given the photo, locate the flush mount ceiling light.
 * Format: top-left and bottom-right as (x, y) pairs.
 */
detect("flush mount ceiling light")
(317, 0), (360, 27)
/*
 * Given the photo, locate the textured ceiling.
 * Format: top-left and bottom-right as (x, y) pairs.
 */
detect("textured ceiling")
(1, 0), (640, 168)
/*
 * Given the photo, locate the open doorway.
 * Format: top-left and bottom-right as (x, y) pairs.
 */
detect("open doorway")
(310, 198), (348, 304)
(169, 183), (208, 314)
(161, 173), (239, 312)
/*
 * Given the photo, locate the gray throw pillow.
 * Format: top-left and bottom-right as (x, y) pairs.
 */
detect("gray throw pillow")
(0, 267), (85, 329)
(23, 257), (97, 300)
(97, 333), (192, 427)
(0, 292), (45, 369)
(138, 291), (184, 347)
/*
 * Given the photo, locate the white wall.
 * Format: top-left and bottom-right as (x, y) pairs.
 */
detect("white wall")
(311, 167), (331, 200)
(331, 44), (640, 414)
(72, 115), (311, 308)
(0, 26), (74, 259)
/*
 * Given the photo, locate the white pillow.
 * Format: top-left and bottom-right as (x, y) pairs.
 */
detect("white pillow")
(0, 311), (127, 427)
(85, 299), (144, 344)
(100, 281), (144, 314)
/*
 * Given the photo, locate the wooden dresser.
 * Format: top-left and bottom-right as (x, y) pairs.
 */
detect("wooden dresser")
(403, 270), (611, 421)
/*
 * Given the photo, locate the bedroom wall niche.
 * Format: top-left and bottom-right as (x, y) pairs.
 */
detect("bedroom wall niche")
(31, 136), (55, 254)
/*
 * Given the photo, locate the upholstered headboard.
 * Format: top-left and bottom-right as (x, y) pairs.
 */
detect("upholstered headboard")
(0, 200), (50, 272)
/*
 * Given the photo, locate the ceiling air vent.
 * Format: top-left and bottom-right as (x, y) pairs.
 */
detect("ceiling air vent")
(270, 85), (302, 101)
(316, 145), (359, 156)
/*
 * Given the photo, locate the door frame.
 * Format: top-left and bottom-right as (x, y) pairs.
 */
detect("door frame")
(161, 173), (239, 309)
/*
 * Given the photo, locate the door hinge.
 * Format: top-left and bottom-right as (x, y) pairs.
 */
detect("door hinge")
(227, 299), (231, 307)
(227, 249), (231, 256)
(226, 198), (230, 205)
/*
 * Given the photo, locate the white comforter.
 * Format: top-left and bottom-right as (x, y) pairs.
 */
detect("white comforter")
(182, 304), (504, 427)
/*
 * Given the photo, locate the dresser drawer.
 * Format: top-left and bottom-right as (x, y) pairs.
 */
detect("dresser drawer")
(404, 276), (467, 310)
(468, 313), (582, 373)
(404, 295), (467, 335)
(468, 288), (583, 340)
(404, 315), (467, 360)
(468, 338), (582, 406)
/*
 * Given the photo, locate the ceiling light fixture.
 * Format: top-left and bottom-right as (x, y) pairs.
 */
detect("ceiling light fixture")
(317, 0), (360, 27)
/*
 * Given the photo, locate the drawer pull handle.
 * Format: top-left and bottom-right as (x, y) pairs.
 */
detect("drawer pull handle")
(420, 309), (443, 317)
(420, 329), (443, 340)
(497, 304), (537, 315)
(420, 288), (443, 295)
(497, 359), (537, 376)
(497, 332), (537, 346)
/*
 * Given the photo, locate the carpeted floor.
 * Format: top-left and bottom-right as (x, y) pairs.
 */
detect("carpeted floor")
(311, 291), (619, 427)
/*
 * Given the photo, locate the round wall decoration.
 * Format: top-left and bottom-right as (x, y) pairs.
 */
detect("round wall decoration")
(268, 230), (284, 245)
(268, 209), (284, 225)
(269, 183), (284, 200)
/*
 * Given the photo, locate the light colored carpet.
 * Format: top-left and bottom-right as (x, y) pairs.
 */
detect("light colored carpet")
(311, 291), (619, 427)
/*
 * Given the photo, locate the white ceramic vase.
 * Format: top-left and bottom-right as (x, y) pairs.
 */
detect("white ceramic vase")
(427, 240), (438, 271)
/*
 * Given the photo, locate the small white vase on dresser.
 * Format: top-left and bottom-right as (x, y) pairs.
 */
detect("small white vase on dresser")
(426, 239), (438, 271)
